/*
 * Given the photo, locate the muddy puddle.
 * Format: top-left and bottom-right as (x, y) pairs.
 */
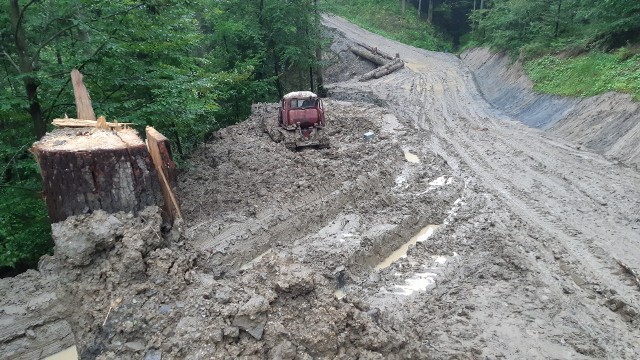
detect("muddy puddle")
(403, 150), (420, 163)
(375, 225), (439, 270)
(43, 346), (77, 360)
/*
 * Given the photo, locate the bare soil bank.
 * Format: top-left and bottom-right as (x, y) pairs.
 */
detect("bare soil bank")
(461, 48), (640, 169)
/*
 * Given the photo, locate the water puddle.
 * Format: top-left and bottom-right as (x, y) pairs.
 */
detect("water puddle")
(394, 255), (453, 295)
(375, 225), (439, 270)
(403, 150), (420, 163)
(240, 249), (272, 270)
(43, 346), (78, 360)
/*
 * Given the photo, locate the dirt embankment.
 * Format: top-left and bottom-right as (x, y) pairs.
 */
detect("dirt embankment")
(461, 48), (640, 169)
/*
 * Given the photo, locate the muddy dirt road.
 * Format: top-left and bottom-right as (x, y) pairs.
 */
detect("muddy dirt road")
(180, 15), (640, 359)
(319, 15), (640, 358)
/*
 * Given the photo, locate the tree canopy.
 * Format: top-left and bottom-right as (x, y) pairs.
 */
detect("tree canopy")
(0, 0), (323, 272)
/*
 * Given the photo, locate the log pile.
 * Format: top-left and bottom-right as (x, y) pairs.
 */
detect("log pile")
(349, 43), (404, 82)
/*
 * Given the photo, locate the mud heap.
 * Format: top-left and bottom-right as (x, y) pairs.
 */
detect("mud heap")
(44, 205), (425, 359)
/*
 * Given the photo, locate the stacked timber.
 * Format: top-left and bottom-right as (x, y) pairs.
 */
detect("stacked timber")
(349, 43), (405, 82)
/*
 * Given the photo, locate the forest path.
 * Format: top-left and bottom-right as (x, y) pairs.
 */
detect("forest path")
(322, 14), (640, 358)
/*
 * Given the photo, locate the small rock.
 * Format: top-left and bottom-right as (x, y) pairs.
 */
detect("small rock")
(144, 348), (162, 360)
(223, 326), (239, 339)
(268, 340), (297, 360)
(124, 341), (146, 352)
(211, 328), (224, 343)
(25, 329), (36, 338)
(159, 305), (171, 314)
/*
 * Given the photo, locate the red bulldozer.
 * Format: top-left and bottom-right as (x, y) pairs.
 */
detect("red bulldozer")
(263, 91), (329, 150)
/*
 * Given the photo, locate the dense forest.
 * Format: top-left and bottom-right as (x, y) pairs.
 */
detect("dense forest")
(1, 0), (638, 274)
(0, 0), (324, 274)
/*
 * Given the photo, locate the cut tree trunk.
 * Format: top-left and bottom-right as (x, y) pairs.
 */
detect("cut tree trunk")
(31, 128), (163, 223)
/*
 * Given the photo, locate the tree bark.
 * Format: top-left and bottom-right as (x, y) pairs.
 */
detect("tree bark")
(349, 46), (387, 66)
(31, 128), (163, 223)
(418, 0), (423, 19)
(9, 0), (46, 138)
(359, 59), (404, 81)
(428, 0), (434, 24)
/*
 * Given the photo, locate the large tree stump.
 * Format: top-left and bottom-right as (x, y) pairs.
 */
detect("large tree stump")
(31, 128), (163, 223)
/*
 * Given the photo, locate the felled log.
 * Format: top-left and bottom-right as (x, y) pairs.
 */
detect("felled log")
(354, 41), (395, 60)
(349, 46), (387, 66)
(359, 58), (405, 81)
(31, 128), (163, 223)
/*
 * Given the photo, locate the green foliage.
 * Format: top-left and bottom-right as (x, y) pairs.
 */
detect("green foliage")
(0, 0), (323, 273)
(472, 0), (640, 56)
(0, 121), (51, 270)
(525, 52), (640, 99)
(321, 0), (451, 51)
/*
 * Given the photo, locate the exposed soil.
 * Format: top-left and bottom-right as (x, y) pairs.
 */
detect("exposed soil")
(3, 14), (640, 360)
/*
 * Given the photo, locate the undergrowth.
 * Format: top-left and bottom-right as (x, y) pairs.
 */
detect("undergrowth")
(321, 0), (451, 51)
(525, 51), (640, 100)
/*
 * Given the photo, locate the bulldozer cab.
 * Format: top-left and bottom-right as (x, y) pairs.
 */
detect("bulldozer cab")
(289, 98), (318, 109)
(279, 91), (325, 129)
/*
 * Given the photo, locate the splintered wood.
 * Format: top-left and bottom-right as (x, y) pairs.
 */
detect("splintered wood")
(52, 116), (133, 129)
(146, 126), (182, 223)
(71, 69), (96, 121)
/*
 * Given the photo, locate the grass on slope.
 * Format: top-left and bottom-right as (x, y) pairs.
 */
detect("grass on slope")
(321, 0), (451, 51)
(525, 51), (640, 100)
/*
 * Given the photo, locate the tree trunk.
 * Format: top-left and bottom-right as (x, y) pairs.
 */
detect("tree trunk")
(314, 0), (324, 96)
(31, 128), (163, 223)
(555, 0), (562, 38)
(480, 0), (484, 10)
(273, 50), (283, 99)
(402, 0), (406, 15)
(349, 46), (387, 66)
(418, 0), (423, 18)
(428, 0), (434, 24)
(359, 59), (404, 81)
(9, 0), (46, 138)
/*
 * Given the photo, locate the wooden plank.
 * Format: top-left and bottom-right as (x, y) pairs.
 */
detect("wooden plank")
(70, 69), (96, 121)
(52, 117), (132, 128)
(146, 126), (182, 223)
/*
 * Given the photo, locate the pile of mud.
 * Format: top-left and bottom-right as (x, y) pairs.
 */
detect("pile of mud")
(44, 201), (426, 359)
(461, 48), (640, 169)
